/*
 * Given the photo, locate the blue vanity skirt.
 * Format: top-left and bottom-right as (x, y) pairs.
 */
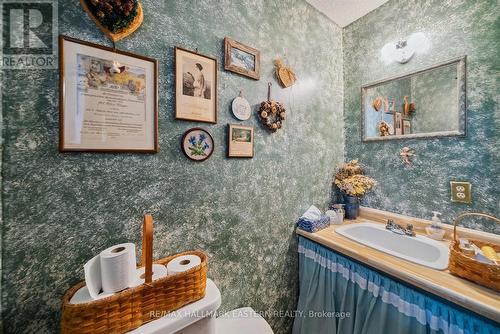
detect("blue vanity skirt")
(292, 237), (499, 334)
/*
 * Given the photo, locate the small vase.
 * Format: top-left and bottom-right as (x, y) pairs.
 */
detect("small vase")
(342, 193), (360, 220)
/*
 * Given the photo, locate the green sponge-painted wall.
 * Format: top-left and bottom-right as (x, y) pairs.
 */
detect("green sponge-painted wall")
(343, 0), (499, 233)
(1, 1), (343, 333)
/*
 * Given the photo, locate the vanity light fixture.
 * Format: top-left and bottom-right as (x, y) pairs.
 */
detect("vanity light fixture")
(380, 32), (431, 65)
(394, 39), (413, 63)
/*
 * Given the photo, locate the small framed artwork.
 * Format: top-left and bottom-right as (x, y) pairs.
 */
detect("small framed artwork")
(228, 124), (254, 158)
(181, 128), (214, 162)
(59, 35), (158, 152)
(402, 119), (412, 135)
(394, 112), (403, 135)
(224, 37), (260, 80)
(175, 47), (217, 123)
(386, 98), (396, 113)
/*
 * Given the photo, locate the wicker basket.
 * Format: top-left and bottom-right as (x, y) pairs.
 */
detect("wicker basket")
(448, 213), (500, 292)
(61, 215), (208, 333)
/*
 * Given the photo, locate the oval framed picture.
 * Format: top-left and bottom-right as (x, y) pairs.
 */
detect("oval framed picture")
(181, 128), (214, 161)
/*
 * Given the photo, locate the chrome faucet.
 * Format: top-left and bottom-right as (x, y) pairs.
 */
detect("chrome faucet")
(386, 219), (415, 237)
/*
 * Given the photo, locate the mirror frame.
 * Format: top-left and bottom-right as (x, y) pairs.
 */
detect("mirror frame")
(361, 56), (467, 142)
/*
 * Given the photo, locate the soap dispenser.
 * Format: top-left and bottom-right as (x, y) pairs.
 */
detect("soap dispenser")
(426, 211), (446, 240)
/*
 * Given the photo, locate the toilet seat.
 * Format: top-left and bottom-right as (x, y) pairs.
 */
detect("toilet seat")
(217, 307), (274, 334)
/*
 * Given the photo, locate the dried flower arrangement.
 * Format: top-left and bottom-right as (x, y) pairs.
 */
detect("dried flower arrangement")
(334, 160), (376, 198)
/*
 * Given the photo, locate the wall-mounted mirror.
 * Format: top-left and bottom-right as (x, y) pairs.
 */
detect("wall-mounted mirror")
(362, 56), (466, 142)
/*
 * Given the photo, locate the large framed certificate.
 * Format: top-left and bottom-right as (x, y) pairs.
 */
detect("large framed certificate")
(59, 35), (158, 152)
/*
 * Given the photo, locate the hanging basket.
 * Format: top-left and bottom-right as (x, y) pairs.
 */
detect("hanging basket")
(60, 215), (208, 333)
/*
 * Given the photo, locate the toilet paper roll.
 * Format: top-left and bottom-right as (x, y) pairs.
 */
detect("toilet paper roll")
(131, 264), (169, 287)
(70, 285), (113, 304)
(76, 264), (169, 304)
(84, 254), (103, 299)
(84, 243), (138, 299)
(167, 255), (201, 274)
(100, 243), (137, 293)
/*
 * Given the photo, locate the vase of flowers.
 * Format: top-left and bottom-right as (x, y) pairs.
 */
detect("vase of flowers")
(333, 160), (376, 219)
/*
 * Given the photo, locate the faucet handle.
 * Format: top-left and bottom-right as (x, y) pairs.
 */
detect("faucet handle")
(386, 219), (395, 229)
(405, 224), (416, 236)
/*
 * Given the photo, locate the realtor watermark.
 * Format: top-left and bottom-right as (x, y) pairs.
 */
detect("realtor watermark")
(1, 0), (57, 69)
(149, 309), (351, 320)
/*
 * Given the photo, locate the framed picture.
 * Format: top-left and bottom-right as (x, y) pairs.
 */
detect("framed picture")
(175, 47), (217, 123)
(59, 35), (158, 152)
(228, 124), (254, 158)
(224, 37), (260, 80)
(394, 112), (403, 135)
(402, 119), (412, 135)
(386, 98), (396, 113)
(181, 128), (214, 162)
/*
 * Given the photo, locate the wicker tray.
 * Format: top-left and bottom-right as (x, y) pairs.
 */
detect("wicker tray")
(448, 213), (499, 292)
(61, 215), (208, 333)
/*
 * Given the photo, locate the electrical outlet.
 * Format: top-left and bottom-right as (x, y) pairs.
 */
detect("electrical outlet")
(450, 181), (471, 203)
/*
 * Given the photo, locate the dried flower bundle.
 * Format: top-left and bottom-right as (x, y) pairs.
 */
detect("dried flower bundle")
(334, 160), (376, 197)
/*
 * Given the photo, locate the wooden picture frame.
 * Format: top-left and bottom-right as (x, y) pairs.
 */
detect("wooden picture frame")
(59, 35), (158, 153)
(175, 47), (218, 124)
(228, 124), (254, 158)
(402, 119), (412, 135)
(394, 112), (403, 135)
(224, 37), (260, 80)
(387, 98), (396, 113)
(181, 128), (215, 162)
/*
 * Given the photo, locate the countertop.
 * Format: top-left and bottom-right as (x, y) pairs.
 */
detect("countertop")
(296, 208), (500, 323)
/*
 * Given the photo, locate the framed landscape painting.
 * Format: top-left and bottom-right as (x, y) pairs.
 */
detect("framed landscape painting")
(224, 37), (260, 80)
(228, 124), (254, 158)
(175, 47), (218, 123)
(59, 35), (158, 152)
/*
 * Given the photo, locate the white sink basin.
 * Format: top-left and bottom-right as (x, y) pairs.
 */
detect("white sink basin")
(335, 223), (449, 270)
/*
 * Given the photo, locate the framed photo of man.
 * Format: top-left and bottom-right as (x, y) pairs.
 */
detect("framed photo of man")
(59, 35), (158, 152)
(175, 47), (217, 123)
